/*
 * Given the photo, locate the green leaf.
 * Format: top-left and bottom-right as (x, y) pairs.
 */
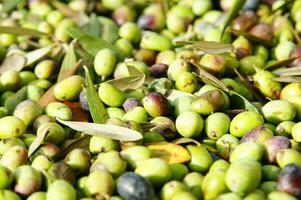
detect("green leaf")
(221, 0), (247, 39)
(175, 41), (233, 54)
(273, 76), (301, 82)
(106, 65), (145, 91)
(272, 66), (301, 77)
(57, 44), (78, 82)
(229, 91), (259, 113)
(4, 86), (27, 115)
(230, 29), (277, 47)
(88, 14), (102, 37)
(51, 1), (78, 17)
(84, 66), (108, 124)
(28, 123), (52, 157)
(265, 57), (297, 70)
(61, 135), (91, 157)
(2, 0), (25, 13)
(98, 16), (119, 43)
(25, 46), (53, 66)
(0, 54), (26, 75)
(67, 27), (124, 60)
(0, 26), (49, 37)
(57, 118), (143, 141)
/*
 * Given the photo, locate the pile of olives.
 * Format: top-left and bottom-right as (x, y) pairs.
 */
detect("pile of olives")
(1, 0), (301, 200)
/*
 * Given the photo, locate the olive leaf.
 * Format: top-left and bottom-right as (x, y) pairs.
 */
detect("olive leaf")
(166, 89), (195, 102)
(57, 118), (143, 141)
(233, 68), (265, 103)
(88, 13), (102, 37)
(106, 65), (145, 91)
(0, 26), (49, 37)
(272, 66), (301, 77)
(25, 45), (53, 66)
(0, 54), (26, 75)
(51, 1), (78, 17)
(172, 138), (201, 146)
(273, 76), (301, 83)
(175, 40), (233, 54)
(28, 123), (52, 157)
(264, 57), (297, 70)
(4, 86), (27, 115)
(2, 0), (25, 12)
(221, 0), (247, 39)
(146, 142), (191, 164)
(230, 29), (276, 47)
(61, 135), (91, 157)
(67, 27), (124, 61)
(84, 65), (108, 124)
(97, 16), (119, 43)
(189, 61), (260, 113)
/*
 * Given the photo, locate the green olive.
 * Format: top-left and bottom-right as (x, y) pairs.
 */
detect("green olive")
(94, 49), (116, 80)
(98, 82), (125, 107)
(0, 70), (21, 91)
(34, 60), (56, 79)
(186, 145), (213, 174)
(45, 102), (72, 121)
(175, 72), (197, 93)
(0, 116), (26, 139)
(262, 100), (296, 124)
(46, 180), (76, 200)
(54, 75), (84, 101)
(205, 112), (230, 140)
(175, 111), (203, 138)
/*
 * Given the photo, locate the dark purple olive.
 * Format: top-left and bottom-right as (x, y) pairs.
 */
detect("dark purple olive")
(277, 164), (301, 196)
(240, 125), (273, 145)
(232, 10), (258, 32)
(249, 23), (274, 41)
(142, 92), (171, 117)
(290, 47), (301, 67)
(150, 63), (168, 78)
(123, 98), (141, 112)
(117, 172), (155, 200)
(264, 136), (291, 163)
(79, 90), (89, 111)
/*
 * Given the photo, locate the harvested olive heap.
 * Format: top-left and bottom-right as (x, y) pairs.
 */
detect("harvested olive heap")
(2, 0), (301, 199)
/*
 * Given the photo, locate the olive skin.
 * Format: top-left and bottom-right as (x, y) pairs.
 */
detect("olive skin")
(230, 141), (263, 162)
(34, 60), (56, 79)
(0, 166), (13, 189)
(45, 102), (72, 121)
(117, 172), (155, 200)
(186, 145), (213, 174)
(230, 111), (264, 138)
(140, 32), (172, 51)
(0, 190), (21, 200)
(0, 146), (27, 172)
(0, 70), (21, 91)
(202, 170), (228, 200)
(175, 111), (203, 138)
(120, 145), (152, 169)
(54, 75), (84, 101)
(142, 92), (171, 118)
(276, 149), (301, 168)
(135, 158), (172, 187)
(13, 100), (43, 127)
(98, 82), (125, 107)
(216, 134), (240, 159)
(292, 122), (301, 142)
(267, 191), (297, 200)
(46, 180), (76, 200)
(183, 172), (204, 199)
(205, 112), (230, 140)
(225, 159), (262, 195)
(175, 72), (197, 93)
(27, 192), (46, 200)
(160, 180), (187, 200)
(0, 116), (26, 139)
(277, 164), (301, 197)
(280, 83), (301, 100)
(94, 49), (116, 80)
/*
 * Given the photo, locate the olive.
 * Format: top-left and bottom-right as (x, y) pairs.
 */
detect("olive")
(0, 116), (26, 139)
(54, 75), (84, 101)
(13, 100), (43, 127)
(46, 180), (76, 200)
(45, 102), (72, 121)
(264, 136), (291, 163)
(186, 145), (212, 174)
(94, 49), (116, 80)
(122, 98), (141, 114)
(230, 141), (263, 162)
(117, 172), (155, 200)
(160, 180), (187, 200)
(175, 111), (203, 138)
(240, 125), (273, 145)
(277, 164), (301, 196)
(205, 112), (230, 140)
(98, 82), (125, 107)
(142, 92), (171, 117)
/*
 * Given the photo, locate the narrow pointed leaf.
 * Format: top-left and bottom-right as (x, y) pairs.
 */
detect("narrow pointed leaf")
(221, 0), (247, 38)
(98, 16), (119, 43)
(2, 0), (25, 13)
(0, 54), (26, 75)
(272, 66), (301, 76)
(175, 40), (233, 54)
(51, 1), (78, 17)
(265, 57), (297, 70)
(28, 123), (52, 157)
(106, 75), (145, 91)
(57, 118), (143, 141)
(84, 66), (108, 123)
(67, 27), (124, 60)
(61, 135), (91, 157)
(0, 26), (49, 37)
(25, 46), (53, 66)
(88, 14), (102, 37)
(229, 91), (259, 113)
(273, 76), (301, 82)
(4, 86), (27, 115)
(146, 142), (191, 164)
